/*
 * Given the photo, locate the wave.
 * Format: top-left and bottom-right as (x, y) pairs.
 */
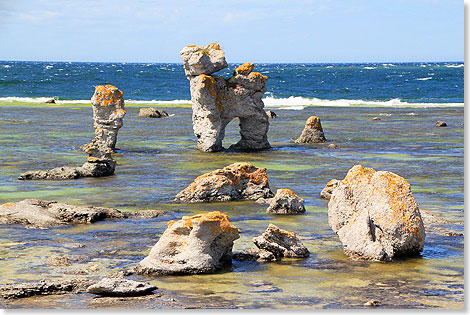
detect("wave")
(445, 64), (464, 68)
(0, 96), (463, 108)
(416, 77), (432, 81)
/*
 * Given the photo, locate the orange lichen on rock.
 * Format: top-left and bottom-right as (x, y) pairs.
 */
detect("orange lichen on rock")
(205, 42), (221, 50)
(277, 188), (296, 198)
(305, 116), (322, 129)
(248, 72), (268, 82)
(1, 202), (15, 207)
(234, 63), (255, 75)
(93, 85), (123, 107)
(200, 74), (217, 97)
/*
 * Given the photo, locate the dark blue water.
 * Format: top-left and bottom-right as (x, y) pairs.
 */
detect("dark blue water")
(0, 61), (464, 105)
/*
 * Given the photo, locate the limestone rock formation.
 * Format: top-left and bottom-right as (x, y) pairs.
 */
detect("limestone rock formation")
(86, 278), (157, 297)
(325, 165), (425, 261)
(252, 224), (309, 258)
(175, 162), (273, 203)
(134, 211), (240, 275)
(232, 248), (276, 262)
(0, 199), (166, 228)
(265, 110), (277, 119)
(18, 85), (125, 180)
(138, 108), (169, 118)
(0, 279), (91, 299)
(295, 116), (326, 144)
(266, 188), (305, 215)
(181, 43), (270, 152)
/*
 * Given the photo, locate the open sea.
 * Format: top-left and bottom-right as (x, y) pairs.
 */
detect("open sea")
(0, 61), (464, 309)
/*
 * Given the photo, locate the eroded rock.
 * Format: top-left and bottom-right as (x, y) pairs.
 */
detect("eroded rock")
(265, 110), (277, 119)
(295, 116), (326, 144)
(253, 224), (309, 258)
(175, 162), (273, 203)
(138, 108), (169, 118)
(0, 279), (91, 299)
(181, 43), (270, 152)
(134, 211), (240, 275)
(86, 278), (157, 297)
(266, 188), (305, 215)
(435, 120), (447, 127)
(232, 248), (276, 262)
(0, 199), (167, 228)
(326, 165), (425, 261)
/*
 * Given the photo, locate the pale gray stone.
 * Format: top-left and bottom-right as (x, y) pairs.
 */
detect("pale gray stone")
(86, 278), (156, 297)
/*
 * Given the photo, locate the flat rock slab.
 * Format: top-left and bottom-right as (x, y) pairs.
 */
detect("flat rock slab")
(0, 199), (167, 228)
(0, 279), (91, 299)
(253, 224), (309, 259)
(86, 278), (157, 297)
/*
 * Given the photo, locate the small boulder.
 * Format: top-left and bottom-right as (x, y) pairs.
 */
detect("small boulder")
(372, 117), (381, 121)
(265, 110), (277, 119)
(45, 99), (56, 104)
(232, 248), (276, 262)
(138, 108), (169, 118)
(328, 143), (338, 149)
(86, 278), (156, 297)
(266, 188), (305, 215)
(326, 165), (425, 261)
(435, 120), (447, 127)
(134, 211), (240, 275)
(47, 255), (71, 266)
(175, 162), (273, 203)
(253, 224), (309, 258)
(295, 116), (326, 144)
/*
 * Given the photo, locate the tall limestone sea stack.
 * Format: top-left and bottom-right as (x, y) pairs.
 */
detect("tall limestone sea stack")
(181, 43), (271, 152)
(18, 85), (125, 180)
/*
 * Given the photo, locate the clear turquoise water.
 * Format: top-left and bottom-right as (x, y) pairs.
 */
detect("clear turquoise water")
(0, 103), (464, 308)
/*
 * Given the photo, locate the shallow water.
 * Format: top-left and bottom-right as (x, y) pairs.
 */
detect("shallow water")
(0, 104), (464, 309)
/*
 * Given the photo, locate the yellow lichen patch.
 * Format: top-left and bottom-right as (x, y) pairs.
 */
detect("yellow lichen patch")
(267, 224), (297, 238)
(341, 165), (376, 186)
(199, 74), (217, 97)
(93, 85), (123, 107)
(234, 63), (255, 75)
(205, 42), (221, 50)
(304, 116), (322, 129)
(248, 72), (268, 81)
(278, 188), (296, 198)
(1, 202), (16, 207)
(113, 108), (126, 116)
(169, 211), (240, 235)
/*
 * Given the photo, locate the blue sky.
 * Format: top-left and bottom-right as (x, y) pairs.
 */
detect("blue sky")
(0, 0), (463, 63)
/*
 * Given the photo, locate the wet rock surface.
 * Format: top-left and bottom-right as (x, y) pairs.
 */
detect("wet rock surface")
(266, 188), (305, 215)
(435, 120), (447, 127)
(326, 165), (425, 261)
(295, 116), (326, 144)
(232, 248), (276, 262)
(138, 108), (169, 118)
(175, 162), (273, 203)
(86, 278), (157, 297)
(252, 224), (310, 259)
(134, 211), (240, 275)
(0, 199), (167, 228)
(0, 279), (91, 299)
(181, 43), (270, 152)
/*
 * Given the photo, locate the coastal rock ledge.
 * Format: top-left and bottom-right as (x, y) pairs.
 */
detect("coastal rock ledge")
(0, 199), (166, 228)
(175, 162), (274, 203)
(134, 211), (240, 275)
(324, 165), (425, 261)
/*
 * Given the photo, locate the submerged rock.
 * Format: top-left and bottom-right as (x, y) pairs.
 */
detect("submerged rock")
(45, 99), (56, 104)
(138, 108), (169, 118)
(0, 199), (166, 228)
(181, 43), (270, 152)
(175, 162), (273, 203)
(328, 143), (338, 149)
(253, 224), (309, 259)
(232, 248), (276, 262)
(265, 110), (277, 119)
(134, 211), (240, 275)
(266, 188), (305, 215)
(326, 165), (425, 261)
(86, 278), (157, 297)
(0, 279), (91, 299)
(295, 116), (326, 144)
(435, 120), (447, 127)
(18, 85), (125, 180)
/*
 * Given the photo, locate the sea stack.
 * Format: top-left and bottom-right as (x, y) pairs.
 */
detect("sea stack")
(180, 43), (270, 152)
(18, 85), (125, 180)
(295, 116), (326, 144)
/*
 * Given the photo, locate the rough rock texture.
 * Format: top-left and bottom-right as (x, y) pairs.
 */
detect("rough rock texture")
(18, 85), (124, 180)
(134, 211), (240, 275)
(138, 108), (169, 118)
(86, 278), (157, 297)
(320, 179), (341, 200)
(0, 279), (91, 299)
(0, 199), (166, 228)
(295, 116), (326, 144)
(232, 248), (276, 262)
(435, 120), (447, 127)
(181, 43), (270, 152)
(175, 162), (273, 203)
(326, 165), (425, 261)
(252, 224), (309, 258)
(266, 188), (305, 215)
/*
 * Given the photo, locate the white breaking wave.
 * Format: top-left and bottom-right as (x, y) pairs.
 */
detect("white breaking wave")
(445, 64), (464, 68)
(416, 77), (432, 81)
(363, 66), (376, 70)
(0, 96), (463, 108)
